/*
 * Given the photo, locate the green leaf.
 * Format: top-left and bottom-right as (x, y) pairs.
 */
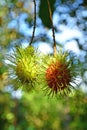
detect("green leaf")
(39, 0), (56, 28)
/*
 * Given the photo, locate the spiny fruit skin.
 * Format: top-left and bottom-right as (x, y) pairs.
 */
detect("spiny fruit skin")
(9, 45), (38, 90)
(46, 61), (71, 94)
(16, 57), (37, 84)
(41, 51), (78, 97)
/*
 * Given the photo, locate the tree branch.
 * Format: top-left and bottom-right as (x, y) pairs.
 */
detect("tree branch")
(29, 0), (36, 46)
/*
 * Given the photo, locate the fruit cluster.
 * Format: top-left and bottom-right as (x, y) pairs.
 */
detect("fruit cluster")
(9, 46), (79, 96)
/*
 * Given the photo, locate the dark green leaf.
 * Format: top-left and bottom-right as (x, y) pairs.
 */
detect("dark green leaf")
(39, 0), (56, 28)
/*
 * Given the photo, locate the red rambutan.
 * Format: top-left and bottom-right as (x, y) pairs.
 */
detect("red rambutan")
(46, 61), (71, 94)
(39, 51), (79, 97)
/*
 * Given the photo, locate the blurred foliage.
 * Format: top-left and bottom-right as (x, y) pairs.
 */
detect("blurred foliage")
(0, 0), (87, 129)
(0, 90), (87, 130)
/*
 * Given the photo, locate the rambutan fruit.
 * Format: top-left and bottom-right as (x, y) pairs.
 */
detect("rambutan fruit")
(8, 45), (39, 90)
(39, 51), (79, 97)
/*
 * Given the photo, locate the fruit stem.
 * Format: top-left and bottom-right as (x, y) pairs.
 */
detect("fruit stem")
(47, 0), (57, 56)
(29, 0), (36, 46)
(54, 42), (57, 56)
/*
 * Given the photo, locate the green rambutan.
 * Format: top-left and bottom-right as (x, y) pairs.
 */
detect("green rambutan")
(39, 50), (79, 97)
(8, 45), (39, 90)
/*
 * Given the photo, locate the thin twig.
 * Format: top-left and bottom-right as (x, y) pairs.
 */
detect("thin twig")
(29, 0), (36, 46)
(47, 0), (56, 56)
